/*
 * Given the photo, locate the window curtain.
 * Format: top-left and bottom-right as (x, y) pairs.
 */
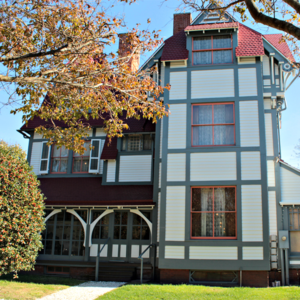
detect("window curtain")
(193, 52), (212, 65)
(214, 188), (226, 237)
(193, 105), (213, 146)
(213, 50), (232, 64)
(213, 36), (231, 49)
(201, 188), (213, 236)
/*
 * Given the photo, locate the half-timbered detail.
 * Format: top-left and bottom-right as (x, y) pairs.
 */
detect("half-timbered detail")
(19, 9), (299, 286)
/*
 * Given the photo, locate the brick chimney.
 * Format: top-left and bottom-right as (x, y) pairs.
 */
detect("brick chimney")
(118, 33), (140, 73)
(173, 13), (192, 35)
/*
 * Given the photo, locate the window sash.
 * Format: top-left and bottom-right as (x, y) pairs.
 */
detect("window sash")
(191, 187), (237, 240)
(192, 103), (235, 146)
(89, 139), (103, 173)
(50, 145), (69, 174)
(72, 141), (90, 173)
(192, 35), (232, 65)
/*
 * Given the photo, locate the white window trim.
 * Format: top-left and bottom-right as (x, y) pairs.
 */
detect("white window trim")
(89, 139), (102, 173)
(39, 142), (50, 174)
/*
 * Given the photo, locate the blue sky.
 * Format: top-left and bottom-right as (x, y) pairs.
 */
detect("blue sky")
(0, 0), (299, 166)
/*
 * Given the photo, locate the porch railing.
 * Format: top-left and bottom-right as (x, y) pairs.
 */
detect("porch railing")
(95, 237), (110, 281)
(138, 243), (156, 284)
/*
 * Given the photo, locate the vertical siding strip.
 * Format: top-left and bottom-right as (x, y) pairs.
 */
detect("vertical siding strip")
(168, 104), (187, 149)
(268, 191), (277, 236)
(167, 153), (186, 182)
(238, 68), (258, 96)
(241, 152), (261, 180)
(239, 101), (260, 147)
(242, 185), (263, 241)
(267, 160), (276, 187)
(165, 186), (185, 241)
(265, 113), (274, 156)
(169, 72), (187, 100)
(106, 160), (116, 182)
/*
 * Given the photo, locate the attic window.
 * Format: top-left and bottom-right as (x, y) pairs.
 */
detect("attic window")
(193, 35), (232, 65)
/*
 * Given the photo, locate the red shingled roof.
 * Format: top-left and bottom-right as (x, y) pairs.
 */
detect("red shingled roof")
(185, 22), (239, 31)
(236, 24), (265, 57)
(263, 34), (295, 62)
(161, 30), (189, 61)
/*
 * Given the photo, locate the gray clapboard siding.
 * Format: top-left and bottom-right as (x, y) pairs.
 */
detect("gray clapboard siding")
(168, 104), (187, 149)
(189, 247), (238, 260)
(239, 57), (256, 64)
(191, 69), (234, 99)
(106, 160), (116, 182)
(157, 192), (161, 242)
(281, 167), (300, 204)
(241, 152), (261, 180)
(241, 185), (263, 242)
(239, 101), (260, 147)
(86, 129), (93, 137)
(238, 68), (258, 96)
(190, 152), (237, 181)
(169, 72), (187, 100)
(264, 99), (272, 110)
(165, 186), (185, 241)
(267, 160), (276, 187)
(263, 55), (270, 76)
(165, 246), (185, 259)
(243, 247), (264, 260)
(268, 191), (277, 236)
(265, 113), (274, 156)
(167, 153), (186, 182)
(95, 128), (106, 137)
(30, 142), (42, 175)
(119, 155), (152, 182)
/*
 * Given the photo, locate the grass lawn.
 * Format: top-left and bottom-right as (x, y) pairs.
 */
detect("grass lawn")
(98, 284), (300, 300)
(0, 274), (85, 300)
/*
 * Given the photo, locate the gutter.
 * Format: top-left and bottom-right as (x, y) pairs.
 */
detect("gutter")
(17, 129), (30, 139)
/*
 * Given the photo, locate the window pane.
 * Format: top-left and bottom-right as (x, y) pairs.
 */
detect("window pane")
(214, 104), (234, 124)
(46, 225), (54, 239)
(225, 188), (236, 211)
(100, 226), (109, 239)
(192, 213), (213, 237)
(193, 51), (212, 65)
(41, 144), (49, 159)
(51, 159), (60, 172)
(143, 135), (152, 150)
(71, 241), (79, 256)
(90, 158), (98, 170)
(121, 226), (127, 239)
(193, 105), (212, 125)
(142, 212), (151, 224)
(114, 226), (120, 239)
(62, 241), (70, 255)
(91, 141), (99, 157)
(133, 214), (141, 225)
(214, 213), (236, 237)
(101, 215), (110, 225)
(141, 227), (150, 240)
(40, 160), (48, 171)
(128, 135), (142, 151)
(73, 158), (81, 172)
(60, 159), (68, 172)
(55, 226), (63, 240)
(192, 188), (213, 211)
(53, 145), (61, 157)
(194, 36), (211, 50)
(213, 35), (231, 49)
(121, 212), (128, 225)
(63, 226), (71, 240)
(132, 226), (140, 240)
(114, 212), (121, 225)
(193, 126), (213, 146)
(213, 50), (232, 64)
(83, 142), (90, 156)
(92, 226), (99, 239)
(214, 125), (234, 145)
(290, 231), (300, 252)
(61, 146), (69, 157)
(214, 188), (226, 211)
(82, 158), (89, 172)
(45, 241), (52, 254)
(54, 241), (62, 255)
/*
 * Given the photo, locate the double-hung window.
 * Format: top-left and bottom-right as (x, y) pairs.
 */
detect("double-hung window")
(72, 141), (90, 173)
(193, 35), (232, 65)
(192, 103), (235, 146)
(191, 187), (236, 239)
(51, 145), (69, 173)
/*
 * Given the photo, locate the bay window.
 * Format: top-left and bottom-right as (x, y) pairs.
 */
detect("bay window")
(192, 103), (235, 146)
(193, 35), (232, 65)
(191, 187), (236, 239)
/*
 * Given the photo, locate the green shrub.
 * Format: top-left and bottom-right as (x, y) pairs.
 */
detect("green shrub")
(0, 141), (45, 277)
